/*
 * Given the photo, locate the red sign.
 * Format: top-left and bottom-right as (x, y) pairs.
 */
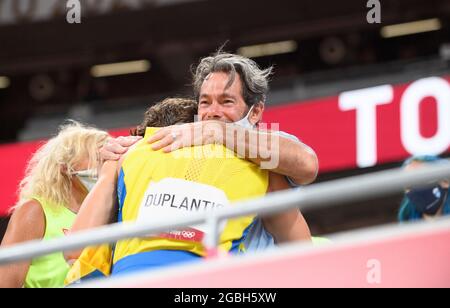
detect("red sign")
(1, 76), (449, 215)
(264, 75), (450, 170)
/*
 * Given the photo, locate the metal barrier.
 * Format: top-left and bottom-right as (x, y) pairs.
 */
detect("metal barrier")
(80, 217), (450, 288)
(1, 163), (450, 266)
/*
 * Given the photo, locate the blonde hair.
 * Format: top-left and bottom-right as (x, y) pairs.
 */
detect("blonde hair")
(14, 121), (109, 212)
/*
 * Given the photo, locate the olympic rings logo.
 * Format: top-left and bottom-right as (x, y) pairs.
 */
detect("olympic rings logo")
(181, 231), (196, 239)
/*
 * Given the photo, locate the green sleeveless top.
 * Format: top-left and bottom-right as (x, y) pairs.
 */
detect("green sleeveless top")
(312, 237), (332, 245)
(24, 197), (76, 288)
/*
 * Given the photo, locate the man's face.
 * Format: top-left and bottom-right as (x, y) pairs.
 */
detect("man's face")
(198, 72), (262, 123)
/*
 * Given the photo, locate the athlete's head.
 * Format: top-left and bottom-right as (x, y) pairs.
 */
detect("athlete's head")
(132, 98), (198, 137)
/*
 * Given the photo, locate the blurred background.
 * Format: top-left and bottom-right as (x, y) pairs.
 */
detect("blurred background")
(1, 0), (449, 240)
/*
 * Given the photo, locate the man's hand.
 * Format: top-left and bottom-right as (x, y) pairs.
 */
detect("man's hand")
(100, 136), (142, 161)
(148, 121), (224, 153)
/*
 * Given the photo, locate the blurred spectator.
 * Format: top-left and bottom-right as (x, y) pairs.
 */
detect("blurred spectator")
(0, 121), (109, 288)
(398, 155), (450, 222)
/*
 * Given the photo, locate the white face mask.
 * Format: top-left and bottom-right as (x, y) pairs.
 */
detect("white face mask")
(234, 105), (256, 129)
(72, 169), (98, 192)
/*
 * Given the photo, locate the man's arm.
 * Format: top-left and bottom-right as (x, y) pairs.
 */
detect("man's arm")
(65, 161), (119, 261)
(148, 121), (319, 185)
(70, 161), (119, 234)
(222, 123), (319, 185)
(262, 172), (311, 244)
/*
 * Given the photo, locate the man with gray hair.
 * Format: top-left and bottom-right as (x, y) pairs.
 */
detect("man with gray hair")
(149, 52), (318, 184)
(103, 51), (318, 246)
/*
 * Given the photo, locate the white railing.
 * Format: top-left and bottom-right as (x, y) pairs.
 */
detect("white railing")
(0, 164), (450, 265)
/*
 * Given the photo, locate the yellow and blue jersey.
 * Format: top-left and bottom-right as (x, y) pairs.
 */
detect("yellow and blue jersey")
(66, 127), (269, 283)
(65, 244), (112, 285)
(112, 127), (269, 274)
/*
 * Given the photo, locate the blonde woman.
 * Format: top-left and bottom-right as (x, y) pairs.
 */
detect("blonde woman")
(0, 121), (109, 288)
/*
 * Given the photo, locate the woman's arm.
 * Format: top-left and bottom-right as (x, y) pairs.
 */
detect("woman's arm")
(0, 200), (45, 288)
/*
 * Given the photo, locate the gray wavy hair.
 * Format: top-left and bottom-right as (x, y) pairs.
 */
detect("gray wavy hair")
(193, 52), (274, 107)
